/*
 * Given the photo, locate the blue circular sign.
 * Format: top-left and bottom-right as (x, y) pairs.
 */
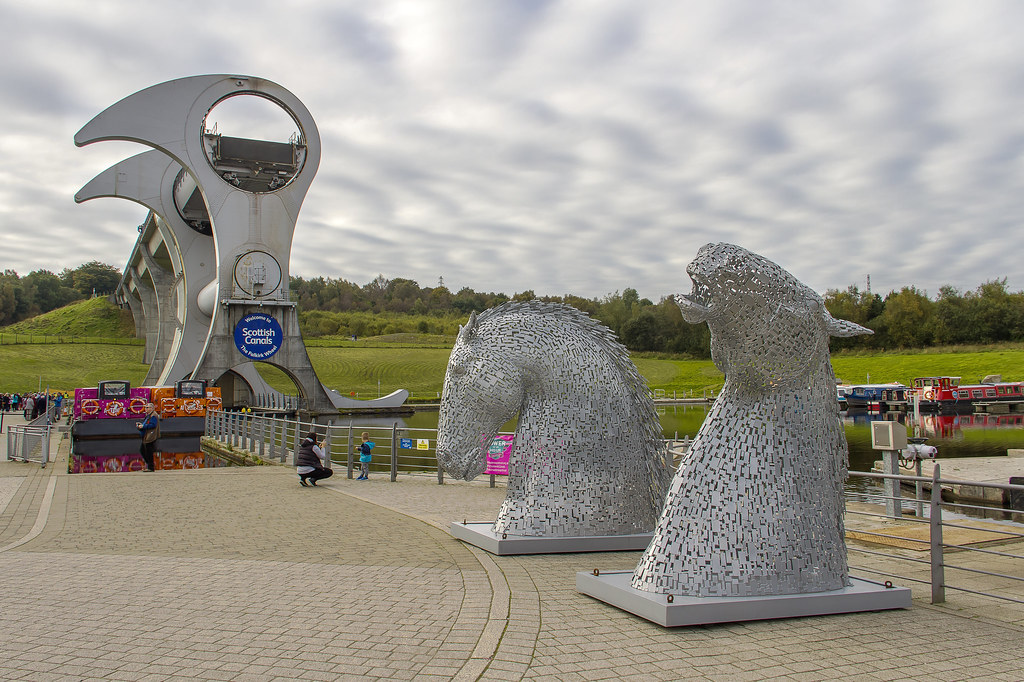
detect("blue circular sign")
(234, 313), (283, 360)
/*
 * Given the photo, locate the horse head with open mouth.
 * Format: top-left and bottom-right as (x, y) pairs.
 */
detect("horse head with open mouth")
(633, 243), (872, 597)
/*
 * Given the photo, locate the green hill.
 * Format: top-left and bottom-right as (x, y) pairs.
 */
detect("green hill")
(0, 297), (136, 339)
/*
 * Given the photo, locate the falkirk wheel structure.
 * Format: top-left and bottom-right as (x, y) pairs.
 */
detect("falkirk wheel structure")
(75, 75), (342, 413)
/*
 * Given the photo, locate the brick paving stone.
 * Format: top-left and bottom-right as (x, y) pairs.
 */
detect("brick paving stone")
(0, 445), (1022, 680)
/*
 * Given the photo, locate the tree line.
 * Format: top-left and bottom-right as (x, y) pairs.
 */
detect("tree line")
(3, 261), (1022, 356)
(292, 276), (712, 356)
(824, 280), (1024, 350)
(292, 273), (1024, 355)
(0, 262), (121, 326)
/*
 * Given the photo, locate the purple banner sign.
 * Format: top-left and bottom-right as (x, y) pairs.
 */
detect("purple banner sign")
(485, 434), (514, 475)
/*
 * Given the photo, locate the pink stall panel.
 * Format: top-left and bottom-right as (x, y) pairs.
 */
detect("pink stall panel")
(71, 454), (146, 474)
(126, 388), (151, 418)
(73, 388), (99, 420)
(74, 387), (150, 420)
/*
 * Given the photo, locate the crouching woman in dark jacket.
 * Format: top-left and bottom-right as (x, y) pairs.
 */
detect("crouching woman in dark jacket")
(296, 432), (334, 487)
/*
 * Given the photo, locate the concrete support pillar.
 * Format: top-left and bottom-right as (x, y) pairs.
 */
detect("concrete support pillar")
(128, 268), (158, 366)
(138, 240), (176, 386)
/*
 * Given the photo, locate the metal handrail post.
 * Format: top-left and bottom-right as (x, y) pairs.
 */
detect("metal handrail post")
(278, 418), (286, 462)
(930, 464), (945, 604)
(390, 422), (398, 482)
(915, 459), (924, 518)
(346, 425), (354, 479)
(258, 419), (266, 458)
(291, 418), (301, 466)
(323, 421), (333, 469)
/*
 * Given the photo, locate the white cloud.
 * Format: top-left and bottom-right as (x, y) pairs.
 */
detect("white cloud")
(0, 0), (1022, 304)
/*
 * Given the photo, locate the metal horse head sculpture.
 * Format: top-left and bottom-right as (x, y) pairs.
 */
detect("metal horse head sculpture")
(436, 300), (671, 537)
(632, 243), (872, 597)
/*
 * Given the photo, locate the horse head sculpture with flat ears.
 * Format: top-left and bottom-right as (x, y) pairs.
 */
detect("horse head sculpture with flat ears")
(436, 300), (671, 538)
(436, 309), (520, 481)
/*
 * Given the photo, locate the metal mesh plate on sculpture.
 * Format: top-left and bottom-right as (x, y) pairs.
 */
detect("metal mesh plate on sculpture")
(436, 300), (671, 537)
(631, 243), (872, 597)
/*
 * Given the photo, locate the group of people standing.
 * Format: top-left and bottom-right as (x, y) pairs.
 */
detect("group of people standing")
(0, 391), (64, 421)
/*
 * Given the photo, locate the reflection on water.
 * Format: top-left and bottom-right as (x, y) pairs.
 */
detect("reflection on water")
(655, 404), (1024, 472)
(843, 409), (1024, 471)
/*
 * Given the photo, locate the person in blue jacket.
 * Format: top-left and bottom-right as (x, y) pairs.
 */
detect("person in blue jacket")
(357, 432), (374, 480)
(135, 403), (160, 472)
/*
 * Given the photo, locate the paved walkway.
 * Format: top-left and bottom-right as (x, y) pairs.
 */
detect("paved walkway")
(0, 436), (1021, 681)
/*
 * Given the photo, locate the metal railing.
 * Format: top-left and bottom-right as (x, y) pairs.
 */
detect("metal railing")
(204, 411), (1024, 609)
(249, 393), (300, 411)
(5, 417), (52, 467)
(0, 333), (144, 346)
(847, 465), (1024, 607)
(205, 411), (447, 481)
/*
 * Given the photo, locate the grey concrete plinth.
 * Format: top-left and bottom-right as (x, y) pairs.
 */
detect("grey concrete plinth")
(576, 570), (912, 627)
(450, 522), (653, 555)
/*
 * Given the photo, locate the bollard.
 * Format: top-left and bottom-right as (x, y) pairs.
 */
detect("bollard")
(1009, 477), (1024, 512)
(882, 450), (902, 519)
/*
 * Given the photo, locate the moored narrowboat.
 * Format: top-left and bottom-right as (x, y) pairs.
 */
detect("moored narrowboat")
(844, 383), (911, 411)
(912, 376), (1024, 413)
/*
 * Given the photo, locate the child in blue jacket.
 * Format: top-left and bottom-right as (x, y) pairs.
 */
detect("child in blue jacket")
(357, 432), (374, 480)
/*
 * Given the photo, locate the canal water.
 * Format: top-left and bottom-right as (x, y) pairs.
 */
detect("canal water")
(337, 404), (1024, 473)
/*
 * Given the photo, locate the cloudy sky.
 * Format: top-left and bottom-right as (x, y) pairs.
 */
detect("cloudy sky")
(2, 1), (1023, 302)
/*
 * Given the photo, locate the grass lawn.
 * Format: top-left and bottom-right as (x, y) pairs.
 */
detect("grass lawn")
(0, 344), (147, 392)
(4, 339), (1024, 399)
(0, 297), (136, 339)
(830, 349), (1024, 386)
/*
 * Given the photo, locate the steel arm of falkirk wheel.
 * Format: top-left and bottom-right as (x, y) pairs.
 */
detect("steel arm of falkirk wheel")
(75, 75), (335, 412)
(76, 151), (208, 384)
(74, 151), (288, 403)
